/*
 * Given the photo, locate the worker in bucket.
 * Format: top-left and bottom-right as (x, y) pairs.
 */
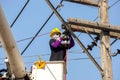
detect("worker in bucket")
(49, 27), (75, 61)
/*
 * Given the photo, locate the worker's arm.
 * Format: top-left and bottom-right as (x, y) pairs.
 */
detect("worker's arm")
(51, 38), (62, 48)
(68, 35), (75, 49)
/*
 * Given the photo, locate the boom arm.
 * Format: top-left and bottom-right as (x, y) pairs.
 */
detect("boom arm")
(0, 5), (26, 79)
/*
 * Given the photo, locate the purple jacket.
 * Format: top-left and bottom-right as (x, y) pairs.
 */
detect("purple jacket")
(51, 35), (75, 49)
(49, 35), (75, 61)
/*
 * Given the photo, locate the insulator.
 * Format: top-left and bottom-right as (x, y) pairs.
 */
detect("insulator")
(87, 44), (94, 50)
(95, 36), (100, 42)
(92, 42), (97, 46)
(87, 36), (99, 51)
(117, 49), (120, 54)
(87, 45), (92, 50)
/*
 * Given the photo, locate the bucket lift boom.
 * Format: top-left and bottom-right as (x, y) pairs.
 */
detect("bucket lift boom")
(0, 5), (26, 79)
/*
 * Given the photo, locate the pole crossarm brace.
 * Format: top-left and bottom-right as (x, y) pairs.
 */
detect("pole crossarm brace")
(45, 0), (103, 74)
(64, 0), (99, 7)
(67, 18), (120, 38)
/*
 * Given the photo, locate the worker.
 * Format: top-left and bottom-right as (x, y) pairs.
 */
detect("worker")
(49, 27), (75, 61)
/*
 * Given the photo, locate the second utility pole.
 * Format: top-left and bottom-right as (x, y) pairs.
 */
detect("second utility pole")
(99, 0), (112, 80)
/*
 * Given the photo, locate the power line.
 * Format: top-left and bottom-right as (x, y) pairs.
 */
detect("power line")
(93, 0), (120, 21)
(68, 57), (100, 61)
(0, 31), (83, 54)
(10, 0), (30, 28)
(108, 0), (120, 9)
(0, 49), (83, 60)
(17, 32), (49, 43)
(21, 0), (64, 55)
(0, 57), (101, 66)
(0, 32), (49, 48)
(110, 38), (118, 46)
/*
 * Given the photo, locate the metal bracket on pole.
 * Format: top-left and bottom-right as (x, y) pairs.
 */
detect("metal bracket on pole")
(45, 0), (103, 74)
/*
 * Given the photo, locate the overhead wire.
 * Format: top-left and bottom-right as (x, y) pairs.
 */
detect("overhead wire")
(93, 0), (120, 21)
(107, 0), (120, 45)
(0, 0), (29, 49)
(0, 49), (83, 60)
(108, 0), (120, 9)
(21, 0), (64, 55)
(0, 31), (83, 55)
(68, 57), (100, 61)
(17, 32), (49, 43)
(10, 0), (30, 28)
(0, 56), (101, 66)
(0, 32), (49, 48)
(110, 38), (118, 46)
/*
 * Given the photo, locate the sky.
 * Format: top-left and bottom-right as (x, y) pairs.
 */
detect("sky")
(0, 0), (120, 80)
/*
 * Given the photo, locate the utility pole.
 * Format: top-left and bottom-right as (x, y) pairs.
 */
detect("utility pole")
(99, 0), (112, 80)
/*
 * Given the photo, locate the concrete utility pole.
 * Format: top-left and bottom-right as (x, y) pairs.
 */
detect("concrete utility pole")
(99, 0), (112, 80)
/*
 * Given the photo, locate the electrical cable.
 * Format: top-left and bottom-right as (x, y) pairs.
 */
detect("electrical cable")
(0, 0), (30, 50)
(110, 38), (118, 46)
(108, 0), (120, 9)
(68, 57), (100, 61)
(0, 56), (101, 66)
(110, 35), (120, 46)
(21, 0), (64, 55)
(10, 0), (30, 28)
(93, 0), (120, 21)
(17, 32), (49, 43)
(0, 50), (83, 61)
(0, 32), (49, 48)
